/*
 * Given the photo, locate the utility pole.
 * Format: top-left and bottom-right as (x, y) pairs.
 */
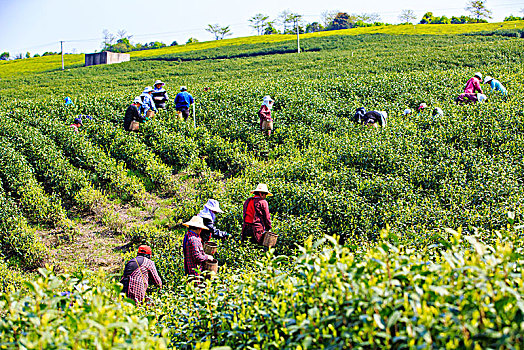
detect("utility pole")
(296, 20), (300, 53)
(60, 41), (64, 70)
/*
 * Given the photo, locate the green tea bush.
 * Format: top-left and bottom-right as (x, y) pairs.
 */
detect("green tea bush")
(0, 268), (167, 349)
(85, 121), (174, 191)
(164, 231), (524, 349)
(0, 184), (47, 269)
(0, 141), (68, 227)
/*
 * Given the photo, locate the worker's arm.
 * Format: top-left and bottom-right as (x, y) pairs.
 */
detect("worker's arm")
(205, 219), (228, 239)
(260, 200), (272, 231)
(148, 262), (163, 288)
(189, 94), (194, 105)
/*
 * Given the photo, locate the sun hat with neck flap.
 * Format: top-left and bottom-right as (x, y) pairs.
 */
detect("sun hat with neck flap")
(204, 199), (224, 213)
(250, 183), (273, 196)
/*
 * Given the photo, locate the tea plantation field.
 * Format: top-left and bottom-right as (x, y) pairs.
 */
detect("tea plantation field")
(1, 28), (524, 348)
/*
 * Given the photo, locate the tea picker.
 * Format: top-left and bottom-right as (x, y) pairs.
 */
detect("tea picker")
(353, 107), (388, 128)
(152, 80), (169, 110)
(483, 76), (507, 96)
(258, 96), (274, 136)
(120, 245), (163, 304)
(197, 199), (229, 244)
(182, 216), (215, 283)
(241, 183), (273, 246)
(174, 86), (194, 121)
(124, 96), (147, 132)
(140, 86), (158, 118)
(456, 72), (484, 104)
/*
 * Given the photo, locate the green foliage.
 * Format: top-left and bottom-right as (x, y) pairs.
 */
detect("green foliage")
(0, 268), (167, 348)
(0, 140), (69, 226)
(163, 232), (524, 349)
(0, 182), (47, 269)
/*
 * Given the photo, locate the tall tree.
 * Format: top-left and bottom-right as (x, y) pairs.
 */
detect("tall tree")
(117, 29), (133, 40)
(466, 0), (493, 22)
(101, 30), (116, 50)
(0, 52), (9, 60)
(321, 10), (339, 28)
(206, 24), (232, 40)
(358, 13), (381, 24)
(25, 52), (31, 59)
(278, 10), (292, 33)
(329, 12), (357, 30)
(306, 22), (324, 33)
(399, 9), (417, 24)
(249, 13), (270, 35)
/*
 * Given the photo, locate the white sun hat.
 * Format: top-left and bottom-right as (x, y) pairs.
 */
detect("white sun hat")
(403, 108), (412, 116)
(183, 216), (209, 230)
(180, 86), (187, 91)
(143, 86), (153, 93)
(474, 72), (482, 80)
(250, 183), (273, 196)
(154, 80), (165, 86)
(262, 95), (274, 103)
(204, 199), (224, 213)
(478, 94), (487, 102)
(133, 96), (142, 104)
(433, 107), (444, 116)
(483, 76), (493, 84)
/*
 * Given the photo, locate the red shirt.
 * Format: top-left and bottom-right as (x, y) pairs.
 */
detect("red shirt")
(244, 196), (257, 223)
(243, 196), (271, 233)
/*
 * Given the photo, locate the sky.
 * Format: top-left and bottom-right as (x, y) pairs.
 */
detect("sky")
(0, 0), (523, 56)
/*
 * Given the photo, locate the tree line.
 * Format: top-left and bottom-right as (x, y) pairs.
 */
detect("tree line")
(1, 1), (523, 60)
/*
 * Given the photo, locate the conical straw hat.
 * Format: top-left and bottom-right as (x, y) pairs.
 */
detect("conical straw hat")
(183, 216), (209, 230)
(250, 183), (273, 196)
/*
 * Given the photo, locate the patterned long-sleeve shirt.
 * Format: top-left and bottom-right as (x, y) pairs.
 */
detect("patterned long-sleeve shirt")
(140, 93), (158, 114)
(183, 230), (209, 276)
(120, 256), (162, 303)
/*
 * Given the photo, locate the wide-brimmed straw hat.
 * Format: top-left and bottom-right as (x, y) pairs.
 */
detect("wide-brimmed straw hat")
(143, 86), (153, 93)
(483, 76), (493, 84)
(250, 183), (273, 196)
(204, 199), (224, 213)
(183, 216), (209, 230)
(154, 80), (165, 86)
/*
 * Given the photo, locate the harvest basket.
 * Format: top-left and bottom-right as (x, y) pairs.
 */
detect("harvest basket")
(262, 231), (278, 248)
(203, 259), (218, 273)
(204, 241), (218, 255)
(129, 121), (139, 131)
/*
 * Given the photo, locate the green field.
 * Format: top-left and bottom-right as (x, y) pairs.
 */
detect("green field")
(1, 24), (524, 348)
(1, 20), (523, 78)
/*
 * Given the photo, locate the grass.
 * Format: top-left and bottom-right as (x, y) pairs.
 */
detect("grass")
(1, 21), (522, 79)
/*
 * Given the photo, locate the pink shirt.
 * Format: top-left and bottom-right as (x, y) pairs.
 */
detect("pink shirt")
(464, 77), (483, 94)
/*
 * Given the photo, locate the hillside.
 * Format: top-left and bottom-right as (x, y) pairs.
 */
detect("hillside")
(0, 20), (523, 78)
(0, 31), (524, 348)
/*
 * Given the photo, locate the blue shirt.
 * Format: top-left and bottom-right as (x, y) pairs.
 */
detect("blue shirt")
(174, 91), (194, 109)
(140, 93), (157, 113)
(489, 79), (507, 95)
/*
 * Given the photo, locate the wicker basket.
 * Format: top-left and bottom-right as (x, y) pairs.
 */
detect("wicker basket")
(262, 231), (278, 248)
(203, 259), (218, 273)
(204, 241), (218, 255)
